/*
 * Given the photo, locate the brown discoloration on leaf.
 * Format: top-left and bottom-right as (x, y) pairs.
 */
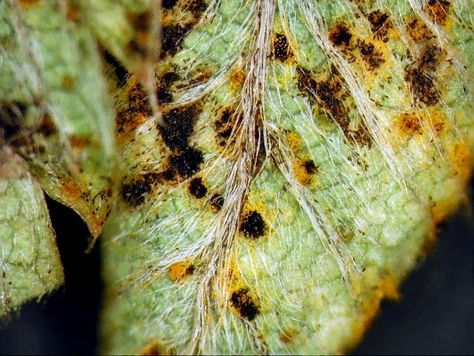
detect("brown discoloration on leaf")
(294, 159), (317, 186)
(230, 288), (260, 321)
(139, 340), (173, 355)
(214, 108), (237, 147)
(279, 328), (298, 344)
(116, 82), (152, 135)
(272, 33), (292, 62)
(159, 103), (201, 151)
(240, 210), (266, 239)
(209, 193), (224, 211)
(357, 40), (385, 71)
(407, 17), (433, 42)
(120, 173), (161, 207)
(367, 10), (392, 42)
(396, 112), (423, 137)
(405, 68), (439, 106)
(188, 177), (207, 199)
(419, 44), (444, 72)
(60, 181), (83, 202)
(17, 0), (39, 9)
(329, 23), (353, 48)
(168, 261), (195, 282)
(425, 0), (451, 25)
(161, 24), (192, 58)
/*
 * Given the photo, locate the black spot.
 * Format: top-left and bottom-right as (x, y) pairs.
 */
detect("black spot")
(188, 177), (207, 199)
(240, 211), (266, 239)
(419, 44), (443, 72)
(358, 41), (385, 70)
(162, 0), (178, 9)
(209, 193), (224, 211)
(120, 173), (160, 207)
(169, 147), (203, 178)
(156, 89), (173, 104)
(188, 0), (207, 14)
(303, 160), (317, 175)
(273, 33), (291, 61)
(156, 71), (180, 104)
(367, 10), (390, 41)
(405, 68), (439, 106)
(159, 105), (199, 151)
(0, 101), (27, 139)
(329, 23), (352, 47)
(126, 39), (150, 58)
(230, 288), (259, 321)
(101, 48), (129, 87)
(161, 24), (191, 58)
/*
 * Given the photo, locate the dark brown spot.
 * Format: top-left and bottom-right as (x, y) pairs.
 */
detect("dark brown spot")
(187, 0), (208, 15)
(169, 147), (203, 178)
(121, 173), (160, 207)
(358, 40), (385, 70)
(161, 0), (178, 10)
(397, 112), (423, 136)
(419, 44), (443, 72)
(367, 10), (391, 41)
(102, 48), (129, 87)
(426, 0), (451, 25)
(297, 67), (348, 122)
(159, 104), (199, 151)
(209, 193), (224, 211)
(214, 108), (237, 147)
(407, 18), (433, 42)
(161, 24), (191, 58)
(0, 101), (26, 140)
(302, 160), (317, 175)
(329, 23), (352, 47)
(405, 68), (439, 106)
(273, 33), (291, 61)
(126, 39), (150, 58)
(156, 71), (180, 104)
(116, 83), (152, 134)
(230, 288), (259, 321)
(240, 211), (266, 239)
(188, 177), (207, 198)
(37, 113), (57, 137)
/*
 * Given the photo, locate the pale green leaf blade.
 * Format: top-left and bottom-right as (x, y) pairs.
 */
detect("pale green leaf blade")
(0, 148), (63, 318)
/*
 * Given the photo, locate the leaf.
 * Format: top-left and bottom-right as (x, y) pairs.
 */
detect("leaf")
(0, 147), (63, 317)
(0, 0), (473, 354)
(99, 0), (474, 354)
(1, 0), (116, 237)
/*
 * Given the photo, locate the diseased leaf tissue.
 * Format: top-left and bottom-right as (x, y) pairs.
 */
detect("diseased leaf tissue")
(0, 0), (473, 354)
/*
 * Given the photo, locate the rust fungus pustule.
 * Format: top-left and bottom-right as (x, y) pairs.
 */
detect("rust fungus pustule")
(169, 147), (204, 178)
(230, 288), (260, 321)
(120, 173), (160, 207)
(329, 23), (353, 47)
(272, 33), (291, 61)
(367, 10), (391, 42)
(159, 104), (200, 150)
(240, 211), (266, 239)
(160, 24), (191, 58)
(188, 177), (207, 199)
(426, 0), (451, 25)
(405, 68), (440, 106)
(209, 193), (224, 211)
(168, 261), (195, 282)
(357, 40), (385, 71)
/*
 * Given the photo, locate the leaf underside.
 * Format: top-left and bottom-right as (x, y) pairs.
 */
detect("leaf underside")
(1, 0), (474, 354)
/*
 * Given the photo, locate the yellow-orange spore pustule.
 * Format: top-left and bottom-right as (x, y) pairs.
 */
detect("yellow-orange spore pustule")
(293, 159), (318, 186)
(168, 260), (195, 282)
(407, 17), (434, 43)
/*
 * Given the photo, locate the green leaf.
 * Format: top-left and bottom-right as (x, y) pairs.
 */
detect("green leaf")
(0, 148), (63, 317)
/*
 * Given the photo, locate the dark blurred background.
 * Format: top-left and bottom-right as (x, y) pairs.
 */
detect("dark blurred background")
(0, 187), (473, 355)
